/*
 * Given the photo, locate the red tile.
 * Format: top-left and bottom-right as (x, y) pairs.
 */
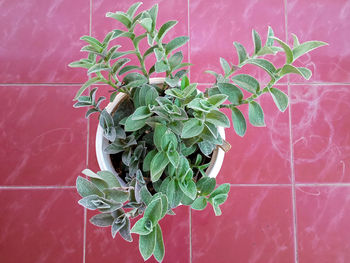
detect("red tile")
(189, 0), (286, 84)
(0, 86), (87, 185)
(291, 85), (350, 183)
(0, 189), (83, 263)
(287, 1), (350, 83)
(86, 205), (190, 263)
(296, 186), (350, 263)
(192, 186), (294, 263)
(92, 0), (189, 80)
(217, 85), (291, 184)
(0, 0), (89, 83)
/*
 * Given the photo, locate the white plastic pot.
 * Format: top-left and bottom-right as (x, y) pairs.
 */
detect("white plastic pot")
(95, 78), (225, 185)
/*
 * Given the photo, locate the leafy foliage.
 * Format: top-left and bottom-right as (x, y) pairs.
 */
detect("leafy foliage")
(70, 3), (327, 262)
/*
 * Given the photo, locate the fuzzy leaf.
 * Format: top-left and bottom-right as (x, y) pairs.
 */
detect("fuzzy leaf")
(207, 94), (228, 107)
(232, 74), (260, 94)
(154, 124), (167, 151)
(233, 42), (248, 64)
(124, 115), (147, 131)
(103, 187), (130, 203)
(139, 228), (156, 261)
(248, 101), (265, 127)
(131, 217), (153, 235)
(73, 77), (101, 101)
(143, 149), (157, 172)
(217, 83), (243, 105)
(252, 29), (262, 54)
(157, 20), (177, 41)
(144, 198), (162, 224)
(181, 119), (204, 139)
(279, 64), (312, 80)
(106, 12), (132, 28)
(292, 41), (328, 61)
(153, 224), (165, 262)
(269, 88), (289, 112)
(231, 107), (247, 137)
(150, 151), (169, 182)
(191, 196), (208, 210)
(165, 36), (189, 54)
(76, 176), (103, 197)
(90, 213), (114, 227)
(205, 110), (230, 128)
(196, 177), (216, 196)
(179, 180), (197, 200)
(270, 36), (293, 64)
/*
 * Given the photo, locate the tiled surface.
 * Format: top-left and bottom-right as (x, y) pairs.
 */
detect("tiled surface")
(0, 189), (83, 263)
(291, 85), (350, 183)
(192, 187), (294, 263)
(1, 0), (350, 263)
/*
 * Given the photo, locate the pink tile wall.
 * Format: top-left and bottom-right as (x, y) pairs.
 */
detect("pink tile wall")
(1, 0), (349, 262)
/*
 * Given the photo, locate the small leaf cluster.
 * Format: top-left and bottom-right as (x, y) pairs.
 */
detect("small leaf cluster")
(206, 26), (327, 137)
(70, 2), (327, 262)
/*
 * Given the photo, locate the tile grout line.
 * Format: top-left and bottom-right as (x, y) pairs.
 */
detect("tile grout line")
(284, 0), (299, 262)
(83, 1), (93, 263)
(0, 186), (76, 189)
(189, 207), (192, 263)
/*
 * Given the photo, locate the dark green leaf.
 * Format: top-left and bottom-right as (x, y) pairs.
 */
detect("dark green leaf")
(153, 224), (165, 262)
(196, 177), (216, 196)
(150, 151), (169, 182)
(124, 115), (147, 131)
(191, 196), (208, 210)
(154, 124), (167, 151)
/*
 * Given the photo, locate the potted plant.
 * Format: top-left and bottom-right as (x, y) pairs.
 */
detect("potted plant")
(69, 2), (327, 262)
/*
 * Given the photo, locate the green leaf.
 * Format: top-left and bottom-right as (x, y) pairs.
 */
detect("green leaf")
(196, 177), (216, 196)
(217, 83), (243, 105)
(153, 224), (165, 262)
(265, 26), (274, 46)
(90, 213), (114, 227)
(68, 60), (93, 69)
(139, 228), (156, 261)
(73, 77), (100, 101)
(131, 106), (152, 120)
(124, 115), (147, 131)
(205, 110), (230, 128)
(165, 36), (189, 54)
(103, 187), (129, 203)
(150, 151), (169, 182)
(106, 12), (132, 28)
(191, 196), (208, 210)
(126, 2), (143, 18)
(169, 51), (183, 69)
(207, 94), (228, 107)
(148, 4), (158, 31)
(80, 36), (103, 51)
(231, 107), (247, 137)
(87, 63), (110, 75)
(270, 36), (293, 64)
(154, 48), (163, 61)
(248, 101), (265, 127)
(269, 88), (289, 112)
(232, 74), (260, 94)
(139, 17), (153, 32)
(292, 41), (328, 61)
(243, 58), (277, 78)
(131, 217), (153, 235)
(155, 60), (170, 73)
(143, 149), (157, 172)
(181, 119), (204, 139)
(118, 65), (140, 75)
(140, 186), (153, 205)
(157, 20), (178, 41)
(220, 57), (231, 76)
(279, 64), (312, 80)
(96, 170), (121, 188)
(179, 180), (197, 200)
(119, 217), (132, 242)
(233, 42), (248, 64)
(123, 72), (148, 87)
(144, 198), (162, 224)
(252, 29), (262, 54)
(154, 124), (167, 151)
(161, 130), (178, 151)
(76, 176), (103, 197)
(292, 33), (300, 48)
(198, 141), (215, 156)
(210, 183), (230, 197)
(111, 58), (130, 74)
(167, 179), (184, 208)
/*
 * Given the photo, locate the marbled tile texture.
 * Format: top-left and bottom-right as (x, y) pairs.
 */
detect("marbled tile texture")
(1, 0), (350, 262)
